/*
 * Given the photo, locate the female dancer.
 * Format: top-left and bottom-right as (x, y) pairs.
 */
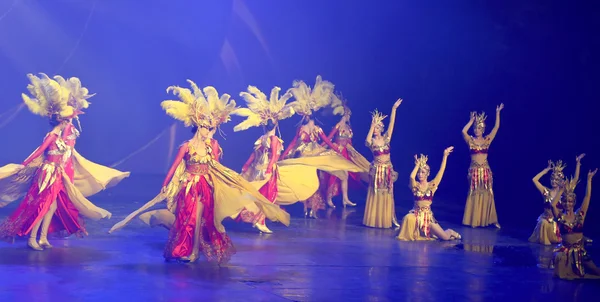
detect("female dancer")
(319, 95), (370, 208)
(397, 147), (461, 240)
(363, 99), (402, 228)
(529, 156), (583, 245)
(134, 88), (234, 231)
(109, 81), (289, 264)
(551, 169), (600, 279)
(0, 73), (129, 250)
(233, 86), (296, 233)
(281, 76), (365, 218)
(461, 104), (503, 228)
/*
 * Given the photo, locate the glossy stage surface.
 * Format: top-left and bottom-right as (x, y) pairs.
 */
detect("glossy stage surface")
(1, 176), (599, 301)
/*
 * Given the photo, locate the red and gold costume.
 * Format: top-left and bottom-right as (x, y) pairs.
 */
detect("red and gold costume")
(109, 81), (289, 264)
(462, 111), (500, 228)
(319, 96), (370, 205)
(238, 134), (283, 226)
(552, 178), (600, 279)
(280, 77), (365, 217)
(0, 74), (129, 249)
(232, 85), (296, 230)
(232, 84), (364, 224)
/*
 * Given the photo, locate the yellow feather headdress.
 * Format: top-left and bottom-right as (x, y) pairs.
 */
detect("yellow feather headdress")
(162, 80), (212, 128)
(203, 86), (237, 128)
(22, 73), (74, 119)
(474, 112), (487, 129)
(53, 75), (95, 114)
(233, 86), (295, 131)
(331, 92), (351, 116)
(288, 75), (334, 117)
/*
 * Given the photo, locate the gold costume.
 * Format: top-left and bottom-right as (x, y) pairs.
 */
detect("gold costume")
(528, 188), (561, 245)
(462, 114), (499, 227)
(397, 184), (437, 241)
(363, 136), (398, 228)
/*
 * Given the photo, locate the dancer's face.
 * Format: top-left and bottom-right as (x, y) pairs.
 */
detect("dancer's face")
(563, 195), (575, 210)
(474, 126), (484, 137)
(198, 126), (210, 138)
(417, 168), (429, 182)
(551, 175), (564, 188)
(374, 125), (384, 136)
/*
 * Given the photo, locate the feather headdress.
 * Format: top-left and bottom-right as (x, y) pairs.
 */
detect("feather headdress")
(162, 80), (212, 128)
(53, 75), (95, 115)
(162, 80), (235, 129)
(233, 86), (295, 131)
(204, 86), (237, 128)
(288, 75), (334, 117)
(331, 92), (351, 116)
(22, 73), (74, 119)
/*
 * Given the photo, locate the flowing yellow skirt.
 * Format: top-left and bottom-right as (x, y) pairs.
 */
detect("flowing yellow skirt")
(362, 160), (397, 228)
(528, 210), (561, 245)
(462, 161), (498, 227)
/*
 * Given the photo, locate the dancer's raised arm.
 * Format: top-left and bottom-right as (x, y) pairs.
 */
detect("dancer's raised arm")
(386, 99), (402, 141)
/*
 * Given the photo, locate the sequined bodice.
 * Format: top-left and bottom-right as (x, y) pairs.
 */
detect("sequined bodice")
(557, 211), (585, 234)
(542, 188), (562, 209)
(184, 143), (212, 173)
(469, 136), (490, 154)
(252, 135), (282, 166)
(412, 184), (434, 205)
(336, 125), (353, 140)
(368, 138), (391, 156)
(299, 127), (322, 144)
(45, 126), (79, 163)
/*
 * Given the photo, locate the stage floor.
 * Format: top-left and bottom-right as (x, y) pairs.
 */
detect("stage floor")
(1, 177), (599, 301)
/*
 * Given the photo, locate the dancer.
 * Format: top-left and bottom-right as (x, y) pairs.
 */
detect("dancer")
(281, 76), (365, 218)
(397, 147), (461, 241)
(0, 73), (129, 250)
(109, 81), (289, 264)
(551, 169), (600, 279)
(233, 86), (296, 233)
(529, 155), (584, 245)
(461, 104), (504, 228)
(363, 99), (402, 228)
(319, 94), (370, 208)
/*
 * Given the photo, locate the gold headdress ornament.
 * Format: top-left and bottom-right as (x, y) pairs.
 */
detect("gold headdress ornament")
(21, 73), (74, 119)
(289, 75), (335, 117)
(474, 112), (487, 129)
(563, 176), (578, 199)
(549, 160), (566, 180)
(233, 86), (295, 131)
(162, 80), (214, 128)
(416, 154), (429, 171)
(331, 92), (351, 116)
(371, 109), (387, 128)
